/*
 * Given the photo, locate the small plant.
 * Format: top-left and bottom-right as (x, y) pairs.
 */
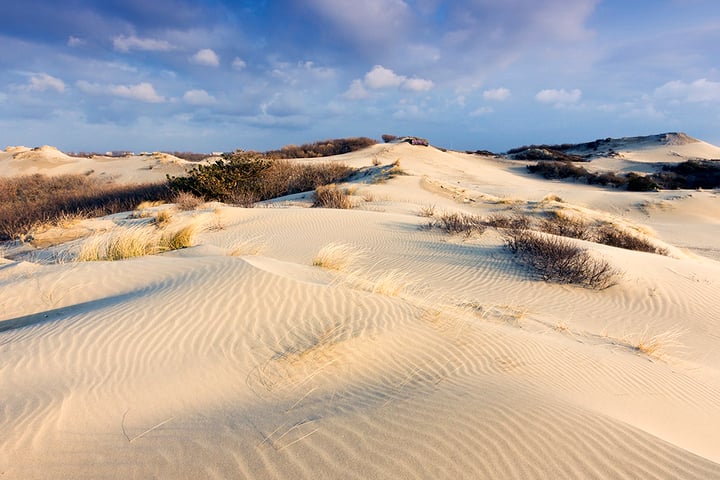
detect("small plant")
(312, 184), (353, 209)
(159, 224), (197, 251)
(594, 224), (668, 255)
(417, 204), (436, 218)
(503, 229), (619, 289)
(153, 209), (172, 227)
(173, 191), (204, 211)
(312, 243), (360, 271)
(483, 213), (532, 230)
(537, 211), (594, 241)
(433, 212), (486, 236)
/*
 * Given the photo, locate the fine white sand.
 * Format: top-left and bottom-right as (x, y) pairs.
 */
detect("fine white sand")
(1, 139), (720, 479)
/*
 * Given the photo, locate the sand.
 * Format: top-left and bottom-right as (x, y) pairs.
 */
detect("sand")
(1, 139), (720, 478)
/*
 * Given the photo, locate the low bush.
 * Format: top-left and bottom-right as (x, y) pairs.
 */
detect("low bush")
(0, 174), (173, 241)
(527, 161), (589, 179)
(264, 137), (377, 159)
(503, 229), (619, 289)
(167, 151), (354, 204)
(432, 212), (486, 236)
(313, 184), (353, 209)
(538, 213), (594, 241)
(594, 224), (668, 255)
(626, 172), (659, 191)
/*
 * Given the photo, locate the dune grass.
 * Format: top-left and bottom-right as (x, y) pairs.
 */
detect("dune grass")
(76, 222), (198, 262)
(312, 243), (361, 271)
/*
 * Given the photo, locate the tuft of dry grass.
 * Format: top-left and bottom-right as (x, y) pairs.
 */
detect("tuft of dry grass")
(312, 184), (353, 209)
(153, 209), (173, 227)
(173, 191), (205, 211)
(417, 204), (436, 218)
(620, 327), (684, 361)
(76, 222), (197, 261)
(312, 243), (361, 271)
(159, 224), (197, 251)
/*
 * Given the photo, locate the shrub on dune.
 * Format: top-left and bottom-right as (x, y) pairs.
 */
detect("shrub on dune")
(503, 228), (619, 290)
(312, 184), (353, 209)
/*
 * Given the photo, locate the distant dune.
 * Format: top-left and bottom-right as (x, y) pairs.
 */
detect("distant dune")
(1, 135), (719, 478)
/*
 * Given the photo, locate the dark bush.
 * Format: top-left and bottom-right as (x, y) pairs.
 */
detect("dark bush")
(660, 160), (720, 189)
(527, 161), (589, 179)
(503, 229), (619, 289)
(432, 212), (486, 236)
(264, 137), (377, 159)
(538, 214), (594, 241)
(626, 173), (659, 191)
(594, 224), (668, 255)
(381, 134), (398, 143)
(167, 151), (271, 202)
(167, 151), (354, 204)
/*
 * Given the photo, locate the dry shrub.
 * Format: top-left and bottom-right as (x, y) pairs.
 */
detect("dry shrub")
(537, 211), (594, 241)
(313, 184), (353, 209)
(594, 224), (668, 255)
(0, 174), (173, 241)
(173, 191), (205, 210)
(417, 204), (436, 218)
(483, 213), (532, 230)
(503, 229), (619, 289)
(264, 137), (377, 159)
(153, 209), (173, 227)
(433, 212), (486, 236)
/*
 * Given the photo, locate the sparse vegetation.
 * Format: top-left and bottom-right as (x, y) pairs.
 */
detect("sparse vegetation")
(0, 174), (173, 241)
(264, 137), (377, 159)
(313, 243), (361, 271)
(173, 191), (205, 211)
(431, 212), (486, 236)
(381, 134), (398, 143)
(167, 151), (354, 205)
(503, 229), (619, 289)
(312, 184), (353, 209)
(76, 223), (197, 262)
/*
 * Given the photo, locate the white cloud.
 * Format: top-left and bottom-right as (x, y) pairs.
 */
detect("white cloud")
(344, 79), (370, 100)
(403, 78), (434, 92)
(76, 80), (165, 103)
(28, 73), (65, 93)
(483, 88), (511, 101)
(183, 89), (216, 106)
(191, 49), (220, 67)
(470, 106), (494, 116)
(536, 88), (582, 105)
(654, 78), (720, 103)
(232, 57), (247, 70)
(360, 65), (434, 93)
(67, 36), (85, 47)
(113, 35), (173, 53)
(365, 65), (406, 89)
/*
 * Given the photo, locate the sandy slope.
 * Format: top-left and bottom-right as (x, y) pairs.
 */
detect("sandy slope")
(1, 141), (720, 478)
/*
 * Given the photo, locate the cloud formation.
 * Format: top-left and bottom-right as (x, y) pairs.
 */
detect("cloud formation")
(190, 49), (220, 67)
(655, 79), (720, 103)
(183, 89), (216, 105)
(483, 88), (511, 101)
(113, 35), (174, 53)
(28, 73), (65, 93)
(536, 88), (582, 105)
(353, 65), (433, 95)
(76, 81), (165, 103)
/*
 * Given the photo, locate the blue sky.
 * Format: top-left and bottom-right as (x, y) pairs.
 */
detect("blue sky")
(1, 0), (719, 152)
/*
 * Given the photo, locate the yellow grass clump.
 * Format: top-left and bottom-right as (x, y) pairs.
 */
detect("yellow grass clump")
(77, 223), (198, 262)
(312, 243), (361, 271)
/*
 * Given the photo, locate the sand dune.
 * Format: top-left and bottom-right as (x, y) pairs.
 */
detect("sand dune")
(1, 139), (720, 478)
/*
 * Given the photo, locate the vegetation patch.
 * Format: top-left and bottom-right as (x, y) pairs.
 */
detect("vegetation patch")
(312, 184), (353, 209)
(503, 229), (619, 289)
(264, 137), (376, 159)
(0, 174), (173, 241)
